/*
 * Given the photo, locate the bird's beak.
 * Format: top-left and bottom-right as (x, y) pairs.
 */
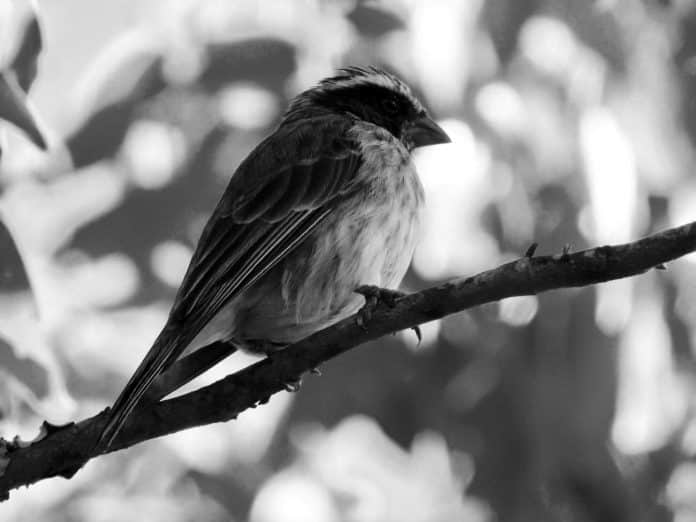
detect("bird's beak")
(406, 115), (451, 148)
(0, 72), (46, 150)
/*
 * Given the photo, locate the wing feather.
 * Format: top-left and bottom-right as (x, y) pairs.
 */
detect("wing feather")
(234, 169), (293, 222)
(264, 166), (314, 220)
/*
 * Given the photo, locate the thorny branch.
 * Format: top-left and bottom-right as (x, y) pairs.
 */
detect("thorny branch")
(2, 220), (696, 499)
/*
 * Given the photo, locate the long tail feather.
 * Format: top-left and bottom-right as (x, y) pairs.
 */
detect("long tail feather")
(144, 341), (237, 402)
(96, 327), (184, 452)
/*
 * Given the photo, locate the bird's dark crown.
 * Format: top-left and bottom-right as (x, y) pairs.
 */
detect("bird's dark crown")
(284, 66), (426, 142)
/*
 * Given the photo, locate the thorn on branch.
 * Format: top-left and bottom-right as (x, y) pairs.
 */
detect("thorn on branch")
(655, 263), (667, 270)
(525, 242), (539, 258)
(411, 325), (422, 345)
(6, 436), (31, 453)
(41, 420), (75, 438)
(256, 395), (271, 406)
(554, 244), (572, 261)
(283, 378), (302, 392)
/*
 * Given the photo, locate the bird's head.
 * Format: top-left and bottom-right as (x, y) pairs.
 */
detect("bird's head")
(285, 66), (450, 151)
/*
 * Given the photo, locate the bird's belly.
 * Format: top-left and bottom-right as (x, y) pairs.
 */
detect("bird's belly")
(238, 171), (423, 347)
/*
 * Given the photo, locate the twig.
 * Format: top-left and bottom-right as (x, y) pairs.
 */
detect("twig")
(1, 221), (695, 499)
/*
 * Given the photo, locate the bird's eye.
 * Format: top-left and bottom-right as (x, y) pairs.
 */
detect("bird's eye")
(382, 98), (399, 114)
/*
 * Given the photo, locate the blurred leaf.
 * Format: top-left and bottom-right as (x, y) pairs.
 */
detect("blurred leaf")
(483, 0), (540, 64)
(0, 340), (48, 403)
(66, 99), (142, 168)
(199, 38), (296, 93)
(0, 219), (47, 402)
(66, 55), (166, 168)
(89, 48), (167, 110)
(674, 8), (696, 147)
(347, 4), (405, 38)
(550, 0), (626, 72)
(67, 125), (236, 303)
(0, 216), (31, 294)
(10, 8), (42, 93)
(0, 71), (46, 149)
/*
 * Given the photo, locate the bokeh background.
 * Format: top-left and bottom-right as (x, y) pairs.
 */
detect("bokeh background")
(1, 0), (696, 520)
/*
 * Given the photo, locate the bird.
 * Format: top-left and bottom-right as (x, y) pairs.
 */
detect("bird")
(97, 65), (450, 451)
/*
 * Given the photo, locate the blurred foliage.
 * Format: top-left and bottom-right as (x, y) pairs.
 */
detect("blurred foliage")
(1, 0), (696, 521)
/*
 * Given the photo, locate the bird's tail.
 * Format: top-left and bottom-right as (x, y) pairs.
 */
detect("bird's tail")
(96, 325), (184, 452)
(143, 340), (237, 402)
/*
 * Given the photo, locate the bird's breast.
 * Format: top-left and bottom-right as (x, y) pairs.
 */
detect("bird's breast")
(284, 137), (424, 324)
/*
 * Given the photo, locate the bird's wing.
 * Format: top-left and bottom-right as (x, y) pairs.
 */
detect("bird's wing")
(98, 117), (362, 449)
(177, 123), (362, 325)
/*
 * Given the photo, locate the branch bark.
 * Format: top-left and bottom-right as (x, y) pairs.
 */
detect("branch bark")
(2, 221), (696, 499)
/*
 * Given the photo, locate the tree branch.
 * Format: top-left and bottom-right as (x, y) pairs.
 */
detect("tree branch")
(2, 220), (696, 499)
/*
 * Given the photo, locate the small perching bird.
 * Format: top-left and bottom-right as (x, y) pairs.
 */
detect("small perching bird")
(98, 66), (450, 450)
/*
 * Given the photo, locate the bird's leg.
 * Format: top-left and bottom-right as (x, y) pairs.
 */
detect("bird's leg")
(354, 285), (421, 343)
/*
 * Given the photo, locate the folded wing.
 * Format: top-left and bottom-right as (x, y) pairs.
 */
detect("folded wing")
(98, 116), (363, 449)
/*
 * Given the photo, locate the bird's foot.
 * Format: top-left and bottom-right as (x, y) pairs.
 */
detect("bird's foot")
(354, 285), (421, 343)
(355, 285), (405, 327)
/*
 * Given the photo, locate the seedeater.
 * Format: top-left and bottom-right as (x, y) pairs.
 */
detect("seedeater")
(98, 66), (450, 449)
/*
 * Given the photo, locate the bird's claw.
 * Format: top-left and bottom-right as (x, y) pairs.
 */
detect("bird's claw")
(355, 286), (420, 343)
(283, 377), (302, 392)
(411, 325), (422, 345)
(355, 285), (406, 329)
